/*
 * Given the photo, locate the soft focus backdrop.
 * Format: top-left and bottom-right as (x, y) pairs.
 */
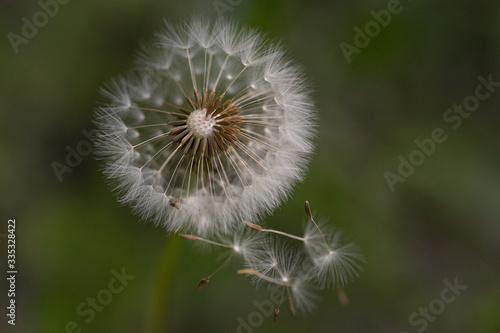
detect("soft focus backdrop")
(1, 0), (499, 332)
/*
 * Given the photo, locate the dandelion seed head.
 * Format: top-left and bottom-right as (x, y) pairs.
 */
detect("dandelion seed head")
(94, 18), (316, 235)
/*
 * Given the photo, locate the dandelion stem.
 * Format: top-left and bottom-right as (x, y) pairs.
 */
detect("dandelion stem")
(222, 65), (247, 96)
(213, 53), (230, 93)
(305, 201), (332, 253)
(195, 253), (235, 292)
(286, 286), (296, 316)
(236, 269), (287, 286)
(133, 106), (187, 117)
(260, 228), (305, 242)
(177, 234), (234, 249)
(274, 286), (286, 321)
(244, 221), (305, 242)
(207, 253), (234, 279)
(186, 48), (199, 96)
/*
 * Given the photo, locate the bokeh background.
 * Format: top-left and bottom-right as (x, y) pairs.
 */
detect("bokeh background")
(1, 0), (499, 332)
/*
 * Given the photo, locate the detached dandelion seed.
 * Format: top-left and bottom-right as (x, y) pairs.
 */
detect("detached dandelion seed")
(238, 237), (320, 315)
(94, 17), (316, 235)
(178, 227), (262, 290)
(304, 218), (366, 289)
(243, 201), (365, 305)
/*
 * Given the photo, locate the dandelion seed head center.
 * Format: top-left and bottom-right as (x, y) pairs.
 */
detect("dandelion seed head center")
(168, 91), (243, 158)
(187, 109), (216, 139)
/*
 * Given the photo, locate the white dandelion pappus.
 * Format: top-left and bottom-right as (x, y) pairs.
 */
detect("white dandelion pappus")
(94, 18), (316, 235)
(243, 237), (299, 287)
(303, 220), (366, 288)
(238, 237), (319, 315)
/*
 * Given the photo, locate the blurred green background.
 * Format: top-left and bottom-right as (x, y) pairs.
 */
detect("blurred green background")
(1, 0), (499, 332)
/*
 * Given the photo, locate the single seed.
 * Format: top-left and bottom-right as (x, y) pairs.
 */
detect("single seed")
(178, 234), (200, 241)
(236, 268), (257, 275)
(273, 308), (280, 321)
(245, 221), (263, 231)
(305, 200), (312, 219)
(169, 197), (181, 210)
(195, 277), (210, 291)
(288, 298), (296, 316)
(336, 287), (350, 306)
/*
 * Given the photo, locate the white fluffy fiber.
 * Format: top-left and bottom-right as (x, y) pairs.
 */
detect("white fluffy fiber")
(94, 17), (316, 236)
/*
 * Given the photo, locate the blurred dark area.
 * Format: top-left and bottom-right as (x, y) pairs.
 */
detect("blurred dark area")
(0, 0), (499, 332)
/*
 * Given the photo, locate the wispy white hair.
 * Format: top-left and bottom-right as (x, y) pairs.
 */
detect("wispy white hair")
(94, 17), (316, 235)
